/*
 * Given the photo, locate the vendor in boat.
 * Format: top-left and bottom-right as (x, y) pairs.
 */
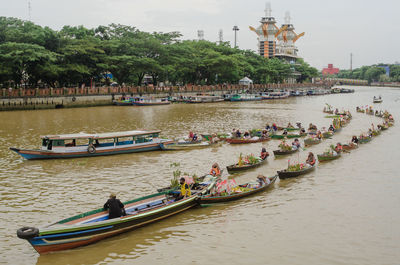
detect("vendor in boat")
(265, 124), (271, 131)
(235, 129), (242, 138)
(351, 136), (359, 144)
(308, 123), (317, 130)
(272, 123), (278, 132)
(335, 108), (339, 114)
(306, 152), (316, 166)
(287, 122), (294, 128)
(316, 130), (322, 140)
(292, 138), (301, 150)
(103, 193), (126, 219)
(296, 122), (302, 128)
(282, 129), (288, 136)
(257, 175), (270, 186)
(189, 131), (194, 139)
(335, 143), (343, 153)
(178, 177), (191, 199)
(260, 148), (269, 160)
(192, 133), (198, 141)
(300, 127), (306, 134)
(210, 163), (221, 177)
(328, 125), (335, 132)
(243, 131), (250, 139)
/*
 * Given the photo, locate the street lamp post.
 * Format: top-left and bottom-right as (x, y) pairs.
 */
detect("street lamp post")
(232, 25), (239, 48)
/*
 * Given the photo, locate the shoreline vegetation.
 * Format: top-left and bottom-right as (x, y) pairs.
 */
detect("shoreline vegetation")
(0, 17), (318, 89)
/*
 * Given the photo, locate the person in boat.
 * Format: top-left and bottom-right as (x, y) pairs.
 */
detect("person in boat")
(210, 163), (221, 177)
(328, 125), (335, 132)
(103, 193), (126, 219)
(334, 108), (339, 114)
(292, 138), (301, 150)
(265, 124), (271, 131)
(371, 123), (375, 131)
(272, 123), (278, 132)
(287, 122), (294, 128)
(261, 130), (268, 138)
(316, 130), (322, 140)
(257, 175), (270, 186)
(300, 127), (306, 134)
(282, 129), (288, 136)
(356, 106), (360, 111)
(192, 133), (198, 142)
(335, 142), (343, 153)
(178, 177), (191, 200)
(260, 147), (269, 160)
(243, 131), (250, 139)
(189, 131), (194, 140)
(351, 136), (359, 144)
(306, 152), (316, 166)
(236, 129), (242, 138)
(296, 122), (302, 128)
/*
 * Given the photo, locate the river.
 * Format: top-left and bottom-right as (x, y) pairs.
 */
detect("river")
(0, 86), (399, 265)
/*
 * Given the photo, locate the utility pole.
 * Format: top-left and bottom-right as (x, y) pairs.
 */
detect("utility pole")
(350, 53), (353, 71)
(28, 1), (32, 21)
(232, 25), (239, 48)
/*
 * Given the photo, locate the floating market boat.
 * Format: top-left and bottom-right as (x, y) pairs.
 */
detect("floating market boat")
(277, 164), (315, 179)
(287, 132), (307, 138)
(373, 97), (383, 103)
(184, 95), (224, 103)
(304, 137), (321, 146)
(226, 137), (269, 144)
(132, 97), (170, 106)
(270, 134), (286, 140)
(198, 175), (277, 204)
(273, 148), (298, 156)
(359, 136), (372, 144)
(113, 97), (134, 106)
(317, 152), (341, 162)
(342, 143), (358, 151)
(160, 140), (216, 150)
(226, 157), (268, 173)
(16, 189), (205, 254)
(322, 131), (334, 139)
(10, 130), (173, 160)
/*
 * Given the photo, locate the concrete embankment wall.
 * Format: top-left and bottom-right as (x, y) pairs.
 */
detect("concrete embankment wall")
(0, 83), (331, 111)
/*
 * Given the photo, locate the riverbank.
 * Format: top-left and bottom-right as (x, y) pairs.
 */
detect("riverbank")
(0, 83), (331, 111)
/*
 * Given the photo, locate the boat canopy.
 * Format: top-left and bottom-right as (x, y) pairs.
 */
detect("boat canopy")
(40, 130), (161, 140)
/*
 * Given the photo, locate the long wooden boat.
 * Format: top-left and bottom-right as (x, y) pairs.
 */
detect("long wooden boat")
(277, 164), (315, 179)
(356, 109), (365, 113)
(342, 143), (358, 151)
(226, 157), (267, 173)
(270, 134), (285, 139)
(359, 137), (372, 144)
(226, 137), (269, 144)
(113, 98), (134, 106)
(273, 148), (298, 156)
(304, 137), (321, 146)
(160, 141), (215, 150)
(322, 131), (334, 138)
(287, 133), (307, 138)
(317, 152), (341, 162)
(198, 175), (277, 204)
(373, 98), (383, 103)
(16, 191), (202, 254)
(230, 94), (262, 102)
(10, 130), (173, 160)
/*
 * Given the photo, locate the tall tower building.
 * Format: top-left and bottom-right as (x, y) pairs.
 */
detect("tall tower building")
(249, 2), (279, 58)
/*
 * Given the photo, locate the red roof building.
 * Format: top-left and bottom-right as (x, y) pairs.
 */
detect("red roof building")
(322, 64), (339, 75)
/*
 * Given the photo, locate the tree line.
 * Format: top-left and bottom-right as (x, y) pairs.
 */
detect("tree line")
(337, 64), (400, 83)
(0, 17), (318, 88)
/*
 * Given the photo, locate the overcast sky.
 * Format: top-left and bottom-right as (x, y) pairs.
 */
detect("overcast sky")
(2, 0), (399, 70)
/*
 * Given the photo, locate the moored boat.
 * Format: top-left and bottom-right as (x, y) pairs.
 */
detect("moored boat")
(132, 97), (170, 106)
(10, 130), (173, 160)
(277, 164), (315, 179)
(230, 94), (262, 102)
(373, 97), (383, 103)
(342, 142), (358, 151)
(359, 136), (372, 144)
(16, 189), (204, 254)
(199, 175), (277, 204)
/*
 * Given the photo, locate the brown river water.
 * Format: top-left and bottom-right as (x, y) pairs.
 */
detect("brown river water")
(0, 86), (399, 265)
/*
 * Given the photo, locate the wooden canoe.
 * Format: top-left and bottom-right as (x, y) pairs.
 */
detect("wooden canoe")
(199, 175), (277, 204)
(317, 152), (341, 162)
(277, 164), (315, 179)
(273, 148), (298, 156)
(226, 137), (269, 144)
(359, 137), (372, 144)
(304, 137), (321, 146)
(226, 158), (268, 173)
(342, 143), (358, 151)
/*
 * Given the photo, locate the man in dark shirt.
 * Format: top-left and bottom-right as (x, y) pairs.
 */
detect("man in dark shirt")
(103, 193), (126, 219)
